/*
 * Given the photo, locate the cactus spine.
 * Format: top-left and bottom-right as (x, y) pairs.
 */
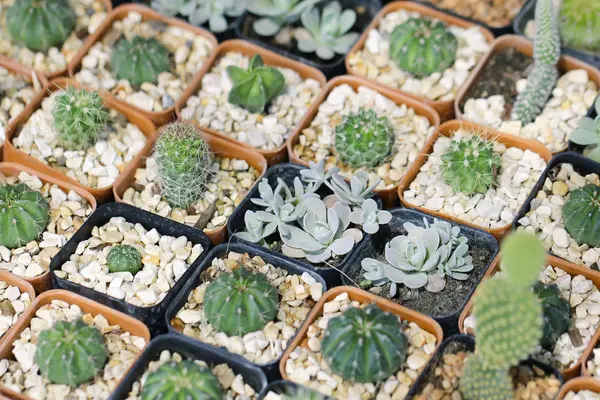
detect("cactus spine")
(0, 184), (49, 249)
(562, 184), (600, 247)
(107, 245), (142, 275)
(559, 0), (600, 54)
(141, 360), (223, 400)
(111, 36), (171, 88)
(460, 354), (512, 400)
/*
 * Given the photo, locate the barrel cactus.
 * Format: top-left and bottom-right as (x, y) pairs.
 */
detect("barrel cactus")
(321, 304), (408, 383)
(203, 268), (279, 336)
(111, 36), (171, 88)
(460, 355), (512, 400)
(5, 0), (76, 52)
(562, 184), (600, 247)
(559, 0), (600, 54)
(107, 245), (142, 275)
(0, 184), (49, 249)
(389, 17), (458, 78)
(35, 319), (108, 386)
(533, 281), (571, 349)
(141, 360), (223, 400)
(334, 108), (395, 168)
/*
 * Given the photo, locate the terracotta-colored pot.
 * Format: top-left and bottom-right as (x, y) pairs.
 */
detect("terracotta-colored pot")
(397, 120), (553, 239)
(345, 1), (495, 122)
(113, 129), (268, 245)
(0, 162), (97, 293)
(455, 35), (600, 153)
(287, 75), (441, 209)
(556, 377), (600, 399)
(175, 39), (327, 166)
(4, 78), (156, 203)
(68, 4), (218, 125)
(279, 286), (444, 380)
(0, 271), (35, 348)
(458, 255), (600, 380)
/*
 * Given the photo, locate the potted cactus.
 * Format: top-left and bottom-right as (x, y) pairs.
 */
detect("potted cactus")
(260, 381), (329, 400)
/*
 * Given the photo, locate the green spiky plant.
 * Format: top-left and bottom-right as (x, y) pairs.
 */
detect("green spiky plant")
(141, 360), (223, 400)
(559, 0), (600, 54)
(111, 36), (171, 88)
(459, 354), (512, 400)
(107, 245), (142, 275)
(389, 18), (458, 78)
(5, 0), (76, 53)
(203, 267), (279, 336)
(0, 184), (49, 249)
(154, 122), (213, 209)
(440, 134), (502, 195)
(333, 108), (395, 169)
(562, 184), (600, 247)
(282, 387), (327, 400)
(53, 87), (109, 151)
(35, 319), (108, 386)
(321, 304), (408, 383)
(533, 281), (571, 349)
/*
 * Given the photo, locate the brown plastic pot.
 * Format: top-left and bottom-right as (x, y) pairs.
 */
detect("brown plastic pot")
(0, 271), (35, 348)
(397, 119), (553, 239)
(345, 1), (495, 122)
(287, 75), (441, 209)
(3, 78), (156, 203)
(68, 4), (218, 125)
(556, 377), (600, 399)
(176, 39), (327, 166)
(455, 35), (600, 153)
(0, 162), (97, 293)
(0, 289), (150, 400)
(113, 129), (268, 245)
(279, 286), (444, 380)
(458, 255), (600, 380)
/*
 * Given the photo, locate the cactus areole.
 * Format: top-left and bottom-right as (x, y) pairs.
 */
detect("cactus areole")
(0, 184), (50, 250)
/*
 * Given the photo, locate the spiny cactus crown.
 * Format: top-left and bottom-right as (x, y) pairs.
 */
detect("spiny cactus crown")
(111, 36), (171, 88)
(141, 360), (223, 400)
(562, 183), (600, 247)
(559, 0), (600, 54)
(0, 184), (49, 250)
(107, 245), (142, 275)
(460, 354), (512, 400)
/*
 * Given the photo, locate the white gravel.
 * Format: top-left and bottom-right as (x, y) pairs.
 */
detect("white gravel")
(0, 281), (31, 338)
(564, 391), (600, 400)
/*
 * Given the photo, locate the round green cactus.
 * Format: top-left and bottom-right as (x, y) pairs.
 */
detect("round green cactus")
(533, 281), (571, 349)
(107, 245), (142, 275)
(459, 354), (512, 400)
(559, 0), (600, 54)
(334, 108), (395, 168)
(35, 319), (108, 386)
(141, 360), (223, 400)
(53, 87), (109, 151)
(0, 184), (49, 249)
(154, 122), (213, 209)
(321, 304), (408, 383)
(562, 184), (600, 247)
(203, 268), (279, 336)
(440, 135), (502, 195)
(5, 0), (76, 53)
(111, 36), (171, 88)
(389, 17), (458, 78)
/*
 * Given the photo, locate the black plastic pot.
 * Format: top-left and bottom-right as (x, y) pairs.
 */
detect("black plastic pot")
(259, 380), (332, 399)
(513, 0), (600, 69)
(235, 0), (381, 79)
(109, 333), (268, 400)
(165, 241), (327, 381)
(50, 203), (212, 336)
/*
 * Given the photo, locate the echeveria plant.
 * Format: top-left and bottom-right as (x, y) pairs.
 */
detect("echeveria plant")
(248, 0), (322, 36)
(151, 0), (246, 32)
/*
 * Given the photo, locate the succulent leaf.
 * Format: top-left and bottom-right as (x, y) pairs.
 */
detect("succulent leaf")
(533, 282), (571, 349)
(249, 0), (323, 36)
(151, 0), (246, 32)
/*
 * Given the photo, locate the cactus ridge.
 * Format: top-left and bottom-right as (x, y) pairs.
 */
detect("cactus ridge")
(0, 184), (49, 249)
(562, 183), (600, 247)
(111, 36), (171, 88)
(141, 360), (223, 400)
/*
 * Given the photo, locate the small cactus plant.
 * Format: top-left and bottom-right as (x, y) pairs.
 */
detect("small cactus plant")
(5, 0), (76, 52)
(559, 0), (600, 54)
(562, 184), (600, 247)
(440, 135), (502, 195)
(334, 108), (395, 169)
(111, 36), (171, 88)
(389, 18), (458, 78)
(53, 87), (109, 151)
(321, 304), (408, 383)
(0, 184), (49, 249)
(459, 354), (512, 400)
(141, 360), (223, 400)
(154, 122), (213, 209)
(282, 387), (327, 400)
(35, 319), (108, 386)
(107, 245), (142, 275)
(533, 281), (571, 349)
(203, 268), (279, 336)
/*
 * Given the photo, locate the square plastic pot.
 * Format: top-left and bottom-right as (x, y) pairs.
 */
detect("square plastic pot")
(109, 333), (268, 400)
(260, 380), (332, 399)
(0, 271), (35, 349)
(49, 202), (212, 336)
(341, 207), (499, 335)
(165, 241), (328, 380)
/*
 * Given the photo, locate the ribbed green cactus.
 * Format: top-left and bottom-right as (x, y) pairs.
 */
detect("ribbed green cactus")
(460, 355), (512, 400)
(533, 281), (571, 349)
(111, 36), (171, 88)
(5, 0), (76, 52)
(53, 87), (109, 151)
(559, 0), (600, 54)
(389, 18), (458, 78)
(562, 184), (600, 247)
(203, 268), (279, 336)
(334, 108), (395, 168)
(107, 245), (142, 275)
(141, 360), (223, 400)
(154, 122), (213, 209)
(0, 184), (49, 249)
(440, 135), (501, 195)
(321, 304), (408, 383)
(35, 319), (108, 386)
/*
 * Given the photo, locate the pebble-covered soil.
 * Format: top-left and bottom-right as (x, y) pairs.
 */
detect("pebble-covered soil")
(563, 390), (600, 400)
(0, 282), (31, 338)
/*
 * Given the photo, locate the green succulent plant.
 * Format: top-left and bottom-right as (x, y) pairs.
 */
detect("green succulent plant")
(562, 183), (600, 247)
(5, 0), (76, 53)
(0, 184), (49, 250)
(227, 54), (285, 114)
(389, 18), (458, 78)
(460, 354), (512, 400)
(35, 319), (108, 386)
(107, 245), (142, 275)
(570, 96), (600, 162)
(533, 281), (571, 349)
(151, 0), (246, 33)
(248, 0), (323, 36)
(141, 360), (223, 400)
(111, 36), (171, 88)
(559, 0), (600, 54)
(282, 386), (326, 400)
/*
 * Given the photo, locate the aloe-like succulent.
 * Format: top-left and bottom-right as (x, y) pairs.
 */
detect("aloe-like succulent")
(248, 0), (322, 36)
(570, 96), (600, 162)
(349, 198), (392, 234)
(151, 0), (246, 33)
